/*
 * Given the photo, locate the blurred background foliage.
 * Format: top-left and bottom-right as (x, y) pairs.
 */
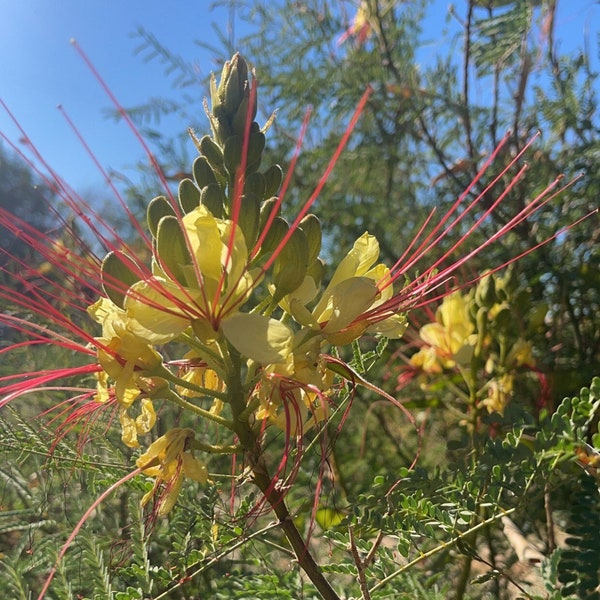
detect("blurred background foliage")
(1, 0), (599, 598)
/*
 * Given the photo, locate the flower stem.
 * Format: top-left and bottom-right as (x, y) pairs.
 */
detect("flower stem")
(251, 456), (342, 600)
(223, 342), (341, 600)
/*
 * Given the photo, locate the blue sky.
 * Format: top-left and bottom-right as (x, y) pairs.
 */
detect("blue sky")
(1, 0), (598, 194)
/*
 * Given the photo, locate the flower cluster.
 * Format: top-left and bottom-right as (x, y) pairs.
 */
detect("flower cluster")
(407, 269), (545, 417)
(0, 52), (568, 519)
(74, 53), (419, 512)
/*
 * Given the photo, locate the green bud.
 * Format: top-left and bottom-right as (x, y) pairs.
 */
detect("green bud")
(474, 306), (488, 359)
(217, 53), (249, 117)
(101, 250), (141, 308)
(156, 216), (191, 285)
(200, 183), (224, 218)
(243, 172), (266, 199)
(193, 156), (218, 189)
(178, 178), (201, 214)
(306, 258), (324, 289)
(223, 132), (266, 180)
(147, 195), (176, 238)
(272, 227), (309, 302)
(299, 214), (322, 264)
(199, 135), (225, 178)
(475, 273), (496, 308)
(528, 302), (548, 330)
(492, 304), (513, 332)
(263, 164), (283, 198)
(259, 197), (280, 230)
(259, 216), (288, 256)
(496, 266), (518, 301)
(231, 93), (258, 137)
(236, 193), (261, 248)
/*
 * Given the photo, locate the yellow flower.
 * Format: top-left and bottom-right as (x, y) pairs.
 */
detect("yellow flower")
(93, 367), (157, 448)
(175, 351), (225, 399)
(284, 233), (407, 345)
(410, 291), (475, 372)
(482, 374), (514, 415)
(507, 338), (535, 367)
(137, 428), (208, 516)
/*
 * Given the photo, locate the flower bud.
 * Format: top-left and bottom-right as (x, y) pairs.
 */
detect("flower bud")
(217, 53), (249, 117)
(263, 164), (283, 198)
(200, 183), (224, 218)
(178, 178), (201, 214)
(299, 214), (322, 264)
(193, 155), (219, 189)
(272, 227), (309, 302)
(156, 215), (192, 285)
(101, 251), (141, 308)
(474, 273), (496, 308)
(147, 195), (175, 238)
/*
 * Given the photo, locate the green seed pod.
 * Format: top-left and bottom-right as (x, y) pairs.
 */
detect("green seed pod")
(299, 214), (322, 264)
(263, 164), (283, 198)
(178, 178), (201, 214)
(272, 227), (309, 302)
(101, 250), (141, 308)
(201, 183), (224, 218)
(156, 216), (191, 285)
(193, 156), (218, 189)
(147, 195), (175, 238)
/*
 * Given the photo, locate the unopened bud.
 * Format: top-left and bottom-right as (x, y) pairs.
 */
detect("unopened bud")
(272, 228), (309, 302)
(217, 53), (249, 117)
(178, 178), (201, 214)
(156, 216), (192, 285)
(101, 251), (141, 308)
(147, 195), (175, 238)
(299, 214), (322, 263)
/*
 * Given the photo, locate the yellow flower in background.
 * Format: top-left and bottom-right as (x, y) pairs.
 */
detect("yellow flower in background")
(411, 291), (475, 373)
(507, 338), (535, 367)
(137, 428), (208, 516)
(482, 374), (514, 415)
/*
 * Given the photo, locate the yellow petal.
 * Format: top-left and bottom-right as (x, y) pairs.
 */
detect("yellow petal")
(329, 232), (379, 286)
(119, 408), (140, 448)
(124, 278), (194, 341)
(182, 453), (208, 483)
(158, 472), (184, 516)
(221, 313), (293, 364)
(320, 277), (379, 333)
(135, 398), (156, 434)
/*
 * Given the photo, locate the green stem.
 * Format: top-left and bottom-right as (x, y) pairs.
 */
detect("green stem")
(160, 387), (235, 431)
(156, 365), (229, 401)
(188, 439), (240, 454)
(223, 342), (341, 600)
